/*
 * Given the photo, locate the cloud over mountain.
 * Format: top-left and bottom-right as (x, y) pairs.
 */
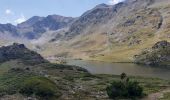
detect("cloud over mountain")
(14, 14), (26, 24)
(108, 0), (125, 5)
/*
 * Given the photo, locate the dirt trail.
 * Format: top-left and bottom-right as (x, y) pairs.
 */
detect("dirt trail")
(142, 88), (170, 100)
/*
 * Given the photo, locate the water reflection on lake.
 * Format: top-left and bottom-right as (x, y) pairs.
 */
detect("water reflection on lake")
(67, 60), (170, 80)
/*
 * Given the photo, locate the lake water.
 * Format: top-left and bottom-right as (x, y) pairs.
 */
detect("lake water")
(67, 60), (170, 80)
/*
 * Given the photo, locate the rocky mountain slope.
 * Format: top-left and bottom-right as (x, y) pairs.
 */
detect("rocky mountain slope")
(32, 0), (169, 63)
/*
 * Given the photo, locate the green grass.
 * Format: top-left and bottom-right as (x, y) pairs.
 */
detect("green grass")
(0, 60), (24, 75)
(0, 68), (33, 96)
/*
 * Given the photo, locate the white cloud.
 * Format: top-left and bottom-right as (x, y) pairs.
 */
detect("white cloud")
(108, 0), (125, 5)
(14, 14), (26, 24)
(5, 9), (13, 15)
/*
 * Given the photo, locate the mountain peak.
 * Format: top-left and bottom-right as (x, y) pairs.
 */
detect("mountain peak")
(95, 3), (110, 8)
(17, 16), (44, 28)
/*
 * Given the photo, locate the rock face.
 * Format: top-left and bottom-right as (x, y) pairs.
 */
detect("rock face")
(134, 41), (170, 66)
(0, 43), (48, 64)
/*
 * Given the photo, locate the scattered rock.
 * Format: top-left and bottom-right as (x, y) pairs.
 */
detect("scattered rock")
(134, 40), (170, 66)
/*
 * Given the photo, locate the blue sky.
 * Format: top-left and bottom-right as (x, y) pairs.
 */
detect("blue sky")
(0, 0), (124, 25)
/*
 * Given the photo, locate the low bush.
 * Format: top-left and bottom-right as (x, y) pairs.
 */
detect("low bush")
(106, 73), (143, 99)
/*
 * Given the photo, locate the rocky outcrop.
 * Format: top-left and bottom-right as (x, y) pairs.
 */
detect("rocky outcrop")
(152, 40), (170, 49)
(0, 43), (48, 65)
(134, 41), (170, 66)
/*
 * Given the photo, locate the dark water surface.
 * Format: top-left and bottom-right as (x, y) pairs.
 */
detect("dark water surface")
(67, 60), (170, 80)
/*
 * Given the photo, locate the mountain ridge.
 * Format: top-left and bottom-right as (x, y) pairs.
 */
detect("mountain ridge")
(0, 15), (75, 39)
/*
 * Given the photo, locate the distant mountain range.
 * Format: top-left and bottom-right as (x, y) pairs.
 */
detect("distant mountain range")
(0, 0), (170, 62)
(0, 15), (74, 39)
